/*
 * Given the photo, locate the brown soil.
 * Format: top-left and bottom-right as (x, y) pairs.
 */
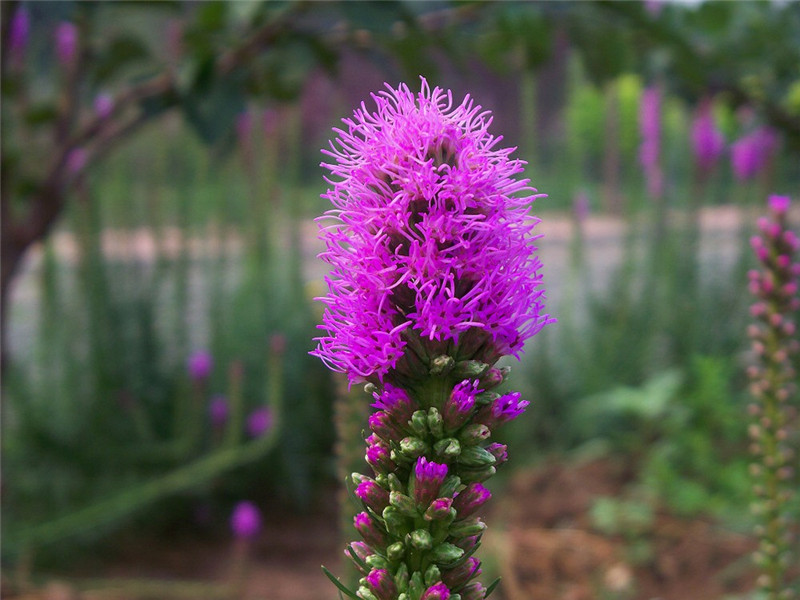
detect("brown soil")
(2, 459), (761, 600)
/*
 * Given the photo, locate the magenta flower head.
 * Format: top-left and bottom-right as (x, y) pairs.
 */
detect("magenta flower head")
(452, 482), (492, 518)
(8, 6), (29, 67)
(355, 478), (390, 513)
(732, 127), (778, 181)
(371, 384), (418, 426)
(442, 379), (481, 430)
(366, 569), (398, 600)
(691, 99), (725, 172)
(94, 93), (114, 120)
(55, 22), (78, 68)
(312, 78), (550, 384)
(230, 501), (262, 539)
(209, 395), (229, 428)
(354, 511), (388, 548)
(365, 442), (395, 475)
(414, 457), (448, 507)
(420, 582), (451, 600)
(639, 86), (661, 167)
(246, 407), (272, 438)
(442, 556), (482, 590)
(476, 391), (529, 429)
(187, 350), (213, 381)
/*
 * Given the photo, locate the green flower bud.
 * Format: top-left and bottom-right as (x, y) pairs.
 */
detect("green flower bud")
(448, 517), (486, 538)
(430, 542), (465, 566)
(409, 571), (425, 598)
(458, 446), (497, 468)
(398, 595), (409, 600)
(429, 355), (455, 375)
(439, 474), (461, 498)
(388, 473), (404, 493)
(387, 541), (406, 563)
(409, 528), (433, 550)
(458, 465), (496, 484)
(454, 360), (489, 378)
(424, 497), (454, 521)
(411, 410), (428, 436)
(395, 563), (410, 592)
(458, 424), (491, 446)
(352, 472), (369, 486)
(427, 407), (444, 438)
(383, 506), (411, 537)
(366, 554), (390, 570)
(358, 586), (379, 600)
(391, 491), (419, 518)
(364, 383), (378, 395)
(400, 436), (428, 458)
(434, 437), (461, 459)
(424, 565), (442, 587)
(475, 391), (498, 406)
(375, 474), (389, 488)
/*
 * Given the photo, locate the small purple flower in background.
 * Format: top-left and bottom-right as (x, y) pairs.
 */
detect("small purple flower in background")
(230, 501), (262, 539)
(639, 85), (663, 198)
(691, 99), (725, 173)
(246, 407), (272, 438)
(209, 395), (229, 428)
(66, 148), (88, 175)
(55, 22), (78, 68)
(187, 350), (213, 381)
(732, 126), (778, 182)
(94, 93), (114, 120)
(573, 190), (590, 224)
(8, 7), (30, 68)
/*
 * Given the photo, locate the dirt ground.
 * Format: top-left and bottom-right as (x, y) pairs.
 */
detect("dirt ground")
(4, 457), (765, 600)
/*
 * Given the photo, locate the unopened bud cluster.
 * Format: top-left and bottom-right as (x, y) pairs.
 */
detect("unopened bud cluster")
(349, 362), (522, 600)
(746, 195), (799, 599)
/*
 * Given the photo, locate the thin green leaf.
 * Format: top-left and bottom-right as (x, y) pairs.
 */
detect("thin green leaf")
(345, 544), (369, 573)
(321, 566), (359, 599)
(485, 577), (501, 597)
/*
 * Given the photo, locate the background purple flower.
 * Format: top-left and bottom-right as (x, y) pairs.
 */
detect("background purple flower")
(313, 79), (550, 382)
(732, 127), (777, 181)
(8, 7), (29, 67)
(230, 501), (262, 539)
(246, 407), (273, 438)
(691, 100), (725, 172)
(187, 350), (213, 381)
(94, 93), (114, 120)
(55, 22), (78, 68)
(209, 395), (229, 428)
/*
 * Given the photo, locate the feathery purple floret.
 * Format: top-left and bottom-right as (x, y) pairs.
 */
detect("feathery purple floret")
(312, 79), (550, 383)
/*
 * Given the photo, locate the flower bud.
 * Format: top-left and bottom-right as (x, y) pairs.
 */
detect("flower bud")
(476, 392), (529, 429)
(409, 528), (433, 550)
(430, 355), (455, 375)
(346, 541), (373, 572)
(387, 541), (405, 563)
(460, 581), (487, 600)
(424, 565), (442, 587)
(430, 543), (465, 566)
(372, 384), (419, 426)
(390, 491), (419, 518)
(442, 557), (482, 590)
(448, 517), (486, 539)
(366, 554), (390, 570)
(452, 482), (492, 518)
(383, 506), (411, 537)
(367, 443), (396, 475)
(443, 380), (480, 430)
(420, 582), (451, 600)
(428, 407), (445, 438)
(458, 446), (497, 468)
(400, 436), (428, 459)
(434, 437), (461, 459)
(413, 457), (448, 507)
(369, 411), (402, 442)
(454, 360), (489, 379)
(358, 586), (379, 600)
(439, 474), (462, 498)
(485, 443), (508, 465)
(354, 511), (388, 548)
(411, 410), (429, 436)
(356, 479), (390, 513)
(366, 569), (398, 600)
(394, 563), (410, 592)
(425, 497), (454, 521)
(458, 424), (491, 446)
(459, 465), (496, 484)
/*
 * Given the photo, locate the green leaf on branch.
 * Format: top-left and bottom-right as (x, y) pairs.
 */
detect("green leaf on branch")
(485, 577), (501, 597)
(321, 566), (359, 599)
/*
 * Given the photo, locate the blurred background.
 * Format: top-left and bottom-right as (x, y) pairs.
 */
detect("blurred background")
(2, 1), (799, 599)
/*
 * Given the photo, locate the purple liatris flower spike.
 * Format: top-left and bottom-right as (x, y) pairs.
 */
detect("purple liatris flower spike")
(312, 78), (550, 384)
(452, 482), (492, 518)
(355, 478), (390, 513)
(209, 395), (229, 428)
(420, 581), (451, 600)
(414, 457), (448, 507)
(366, 569), (398, 600)
(691, 99), (725, 173)
(442, 379), (481, 430)
(230, 501), (262, 539)
(55, 22), (78, 67)
(9, 7), (29, 67)
(187, 350), (212, 381)
(732, 127), (778, 182)
(246, 407), (272, 438)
